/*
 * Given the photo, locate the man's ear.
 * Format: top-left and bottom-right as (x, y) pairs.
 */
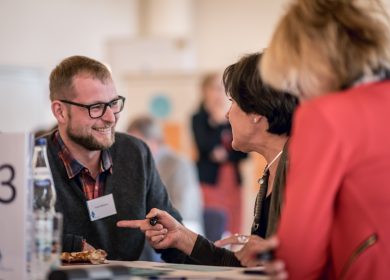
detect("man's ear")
(51, 101), (67, 123)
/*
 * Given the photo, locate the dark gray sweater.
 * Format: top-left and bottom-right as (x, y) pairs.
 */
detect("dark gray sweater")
(46, 131), (185, 262)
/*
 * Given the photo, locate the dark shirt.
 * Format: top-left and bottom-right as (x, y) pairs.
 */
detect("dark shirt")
(191, 106), (247, 185)
(258, 194), (272, 238)
(46, 130), (186, 262)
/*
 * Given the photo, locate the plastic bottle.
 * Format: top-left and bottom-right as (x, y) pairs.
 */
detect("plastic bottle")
(31, 138), (60, 280)
(32, 138), (56, 213)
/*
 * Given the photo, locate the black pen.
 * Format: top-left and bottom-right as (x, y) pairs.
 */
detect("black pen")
(149, 216), (158, 226)
(256, 249), (275, 261)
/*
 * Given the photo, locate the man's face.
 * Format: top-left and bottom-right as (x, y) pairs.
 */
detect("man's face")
(64, 74), (119, 151)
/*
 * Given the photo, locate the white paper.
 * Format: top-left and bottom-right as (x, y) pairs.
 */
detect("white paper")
(0, 132), (33, 280)
(86, 193), (117, 221)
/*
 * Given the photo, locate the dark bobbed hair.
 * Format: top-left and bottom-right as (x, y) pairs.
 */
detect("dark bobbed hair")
(49, 55), (112, 101)
(223, 52), (299, 135)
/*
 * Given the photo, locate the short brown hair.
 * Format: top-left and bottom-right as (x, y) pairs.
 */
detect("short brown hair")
(49, 55), (112, 101)
(261, 0), (390, 97)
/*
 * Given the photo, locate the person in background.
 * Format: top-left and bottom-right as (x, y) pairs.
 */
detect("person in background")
(127, 116), (204, 234)
(34, 124), (58, 138)
(117, 52), (299, 267)
(192, 73), (247, 237)
(249, 0), (390, 279)
(45, 55), (185, 262)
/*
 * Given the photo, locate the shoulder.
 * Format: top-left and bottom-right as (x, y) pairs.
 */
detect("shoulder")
(110, 132), (151, 158)
(192, 107), (208, 122)
(299, 81), (390, 119)
(158, 148), (193, 169)
(113, 132), (147, 148)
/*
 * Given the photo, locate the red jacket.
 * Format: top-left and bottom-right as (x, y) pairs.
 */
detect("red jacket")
(277, 81), (390, 279)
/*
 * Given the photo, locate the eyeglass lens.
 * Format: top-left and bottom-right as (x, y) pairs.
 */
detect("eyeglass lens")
(89, 98), (124, 118)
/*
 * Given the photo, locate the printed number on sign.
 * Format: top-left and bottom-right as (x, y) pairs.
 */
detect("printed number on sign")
(0, 164), (16, 204)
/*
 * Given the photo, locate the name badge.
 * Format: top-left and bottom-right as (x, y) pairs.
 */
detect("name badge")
(86, 194), (117, 221)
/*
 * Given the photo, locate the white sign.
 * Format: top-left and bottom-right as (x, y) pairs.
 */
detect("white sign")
(86, 194), (117, 221)
(0, 132), (33, 280)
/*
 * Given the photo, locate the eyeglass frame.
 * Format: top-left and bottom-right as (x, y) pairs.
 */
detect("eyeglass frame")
(59, 95), (126, 119)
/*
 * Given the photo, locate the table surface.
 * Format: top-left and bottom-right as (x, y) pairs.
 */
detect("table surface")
(60, 260), (269, 279)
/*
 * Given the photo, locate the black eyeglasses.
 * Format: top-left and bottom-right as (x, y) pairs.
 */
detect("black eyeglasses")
(59, 96), (126, 119)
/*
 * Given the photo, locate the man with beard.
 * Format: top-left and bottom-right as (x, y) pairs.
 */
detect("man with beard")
(43, 55), (184, 262)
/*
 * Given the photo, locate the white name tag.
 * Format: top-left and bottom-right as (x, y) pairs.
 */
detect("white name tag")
(86, 194), (117, 221)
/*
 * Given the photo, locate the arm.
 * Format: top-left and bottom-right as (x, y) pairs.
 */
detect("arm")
(117, 208), (198, 255)
(117, 208), (241, 266)
(276, 104), (347, 279)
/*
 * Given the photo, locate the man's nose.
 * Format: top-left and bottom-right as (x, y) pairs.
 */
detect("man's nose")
(101, 106), (116, 122)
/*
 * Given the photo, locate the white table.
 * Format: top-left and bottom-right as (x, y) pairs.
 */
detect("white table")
(58, 260), (269, 279)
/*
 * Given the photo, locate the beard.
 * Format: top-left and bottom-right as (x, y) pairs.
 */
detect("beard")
(67, 126), (115, 151)
(66, 122), (115, 151)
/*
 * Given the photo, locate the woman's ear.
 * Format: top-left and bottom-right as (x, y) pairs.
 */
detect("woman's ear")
(51, 101), (67, 123)
(251, 114), (262, 124)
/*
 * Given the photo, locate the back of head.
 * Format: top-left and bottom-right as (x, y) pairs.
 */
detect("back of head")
(261, 0), (390, 98)
(127, 116), (163, 143)
(49, 55), (112, 101)
(201, 73), (221, 92)
(223, 52), (299, 135)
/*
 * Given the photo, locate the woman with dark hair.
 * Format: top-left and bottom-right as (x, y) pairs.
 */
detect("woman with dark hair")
(117, 52), (299, 267)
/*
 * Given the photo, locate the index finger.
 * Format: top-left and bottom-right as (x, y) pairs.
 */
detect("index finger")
(117, 219), (144, 228)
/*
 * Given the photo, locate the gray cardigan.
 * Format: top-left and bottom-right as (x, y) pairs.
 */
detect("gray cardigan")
(46, 131), (185, 262)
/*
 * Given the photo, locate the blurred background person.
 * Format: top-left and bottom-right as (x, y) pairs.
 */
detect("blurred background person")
(127, 115), (204, 234)
(248, 0), (390, 278)
(192, 73), (247, 239)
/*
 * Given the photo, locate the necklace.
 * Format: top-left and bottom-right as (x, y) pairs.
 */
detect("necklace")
(258, 150), (283, 185)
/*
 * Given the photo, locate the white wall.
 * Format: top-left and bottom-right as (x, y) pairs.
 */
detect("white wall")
(0, 0), (138, 133)
(195, 0), (287, 71)
(0, 0), (138, 68)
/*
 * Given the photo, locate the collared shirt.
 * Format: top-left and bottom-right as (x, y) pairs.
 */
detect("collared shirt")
(54, 131), (113, 200)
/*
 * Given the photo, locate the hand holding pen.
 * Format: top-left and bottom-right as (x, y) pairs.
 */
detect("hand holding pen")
(238, 236), (288, 279)
(117, 208), (198, 255)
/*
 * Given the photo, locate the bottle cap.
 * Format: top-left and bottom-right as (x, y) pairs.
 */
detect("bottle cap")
(35, 137), (47, 146)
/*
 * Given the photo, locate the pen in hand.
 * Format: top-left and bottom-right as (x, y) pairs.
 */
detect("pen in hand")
(257, 249), (275, 262)
(149, 216), (158, 226)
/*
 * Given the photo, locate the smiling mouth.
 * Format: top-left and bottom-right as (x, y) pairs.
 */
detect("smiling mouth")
(94, 127), (112, 134)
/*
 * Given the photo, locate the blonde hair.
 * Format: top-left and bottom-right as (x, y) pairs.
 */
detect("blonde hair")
(261, 0), (390, 98)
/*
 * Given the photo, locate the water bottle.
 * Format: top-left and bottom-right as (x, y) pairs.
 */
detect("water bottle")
(32, 138), (56, 213)
(31, 138), (60, 280)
